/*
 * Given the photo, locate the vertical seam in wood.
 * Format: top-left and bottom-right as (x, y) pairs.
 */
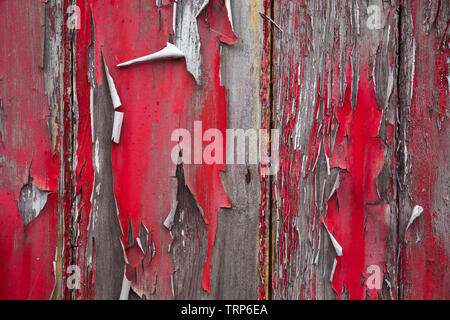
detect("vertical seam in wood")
(396, 0), (405, 301)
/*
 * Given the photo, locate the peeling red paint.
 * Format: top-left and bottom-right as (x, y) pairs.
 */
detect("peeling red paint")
(0, 0), (59, 299)
(328, 61), (384, 299)
(1, 0), (448, 301)
(70, 0), (235, 298)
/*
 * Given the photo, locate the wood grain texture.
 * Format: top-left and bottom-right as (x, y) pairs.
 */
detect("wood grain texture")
(0, 0), (448, 300)
(398, 0), (449, 300)
(271, 0), (399, 300)
(0, 0), (62, 299)
(210, 0), (263, 300)
(70, 0), (237, 300)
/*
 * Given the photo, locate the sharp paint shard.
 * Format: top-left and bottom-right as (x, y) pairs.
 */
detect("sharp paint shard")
(225, 0), (233, 30)
(117, 42), (185, 68)
(104, 60), (122, 109)
(330, 258), (338, 283)
(164, 204), (177, 229)
(90, 86), (94, 143)
(137, 222), (149, 256)
(126, 218), (134, 248)
(323, 222), (343, 257)
(119, 271), (131, 300)
(196, 0), (210, 18)
(405, 205), (424, 233)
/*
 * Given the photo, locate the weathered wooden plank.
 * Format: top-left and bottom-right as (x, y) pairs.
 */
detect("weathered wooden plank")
(70, 0), (238, 299)
(398, 0), (449, 300)
(0, 0), (448, 301)
(0, 0), (63, 299)
(271, 0), (400, 299)
(210, 0), (264, 300)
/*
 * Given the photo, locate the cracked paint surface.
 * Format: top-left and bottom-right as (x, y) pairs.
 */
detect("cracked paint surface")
(270, 0), (400, 300)
(70, 0), (236, 299)
(0, 0), (448, 301)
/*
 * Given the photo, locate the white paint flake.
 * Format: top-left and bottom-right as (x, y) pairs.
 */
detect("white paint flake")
(225, 0), (233, 30)
(112, 111), (124, 144)
(94, 138), (100, 173)
(322, 221), (343, 257)
(104, 61), (122, 109)
(119, 270), (131, 300)
(90, 86), (94, 142)
(406, 205), (424, 233)
(164, 203), (178, 229)
(117, 42), (185, 68)
(196, 0), (210, 17)
(330, 258), (338, 283)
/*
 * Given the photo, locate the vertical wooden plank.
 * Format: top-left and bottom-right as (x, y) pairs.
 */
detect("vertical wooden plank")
(71, 0), (239, 299)
(271, 0), (400, 299)
(398, 0), (449, 300)
(0, 0), (63, 299)
(209, 0), (264, 299)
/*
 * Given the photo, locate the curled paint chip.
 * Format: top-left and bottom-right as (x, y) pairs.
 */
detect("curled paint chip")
(90, 86), (94, 143)
(225, 0), (233, 30)
(406, 205), (424, 233)
(149, 232), (156, 266)
(119, 270), (131, 300)
(18, 179), (51, 226)
(164, 204), (178, 229)
(120, 241), (129, 265)
(117, 42), (185, 68)
(327, 173), (340, 201)
(195, 0), (210, 18)
(322, 221), (343, 257)
(104, 60), (122, 109)
(330, 258), (338, 283)
(112, 111), (124, 144)
(136, 222), (149, 256)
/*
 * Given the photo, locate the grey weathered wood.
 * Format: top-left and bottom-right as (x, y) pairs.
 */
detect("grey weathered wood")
(398, 0), (449, 299)
(170, 164), (209, 300)
(209, 0), (264, 300)
(86, 58), (126, 300)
